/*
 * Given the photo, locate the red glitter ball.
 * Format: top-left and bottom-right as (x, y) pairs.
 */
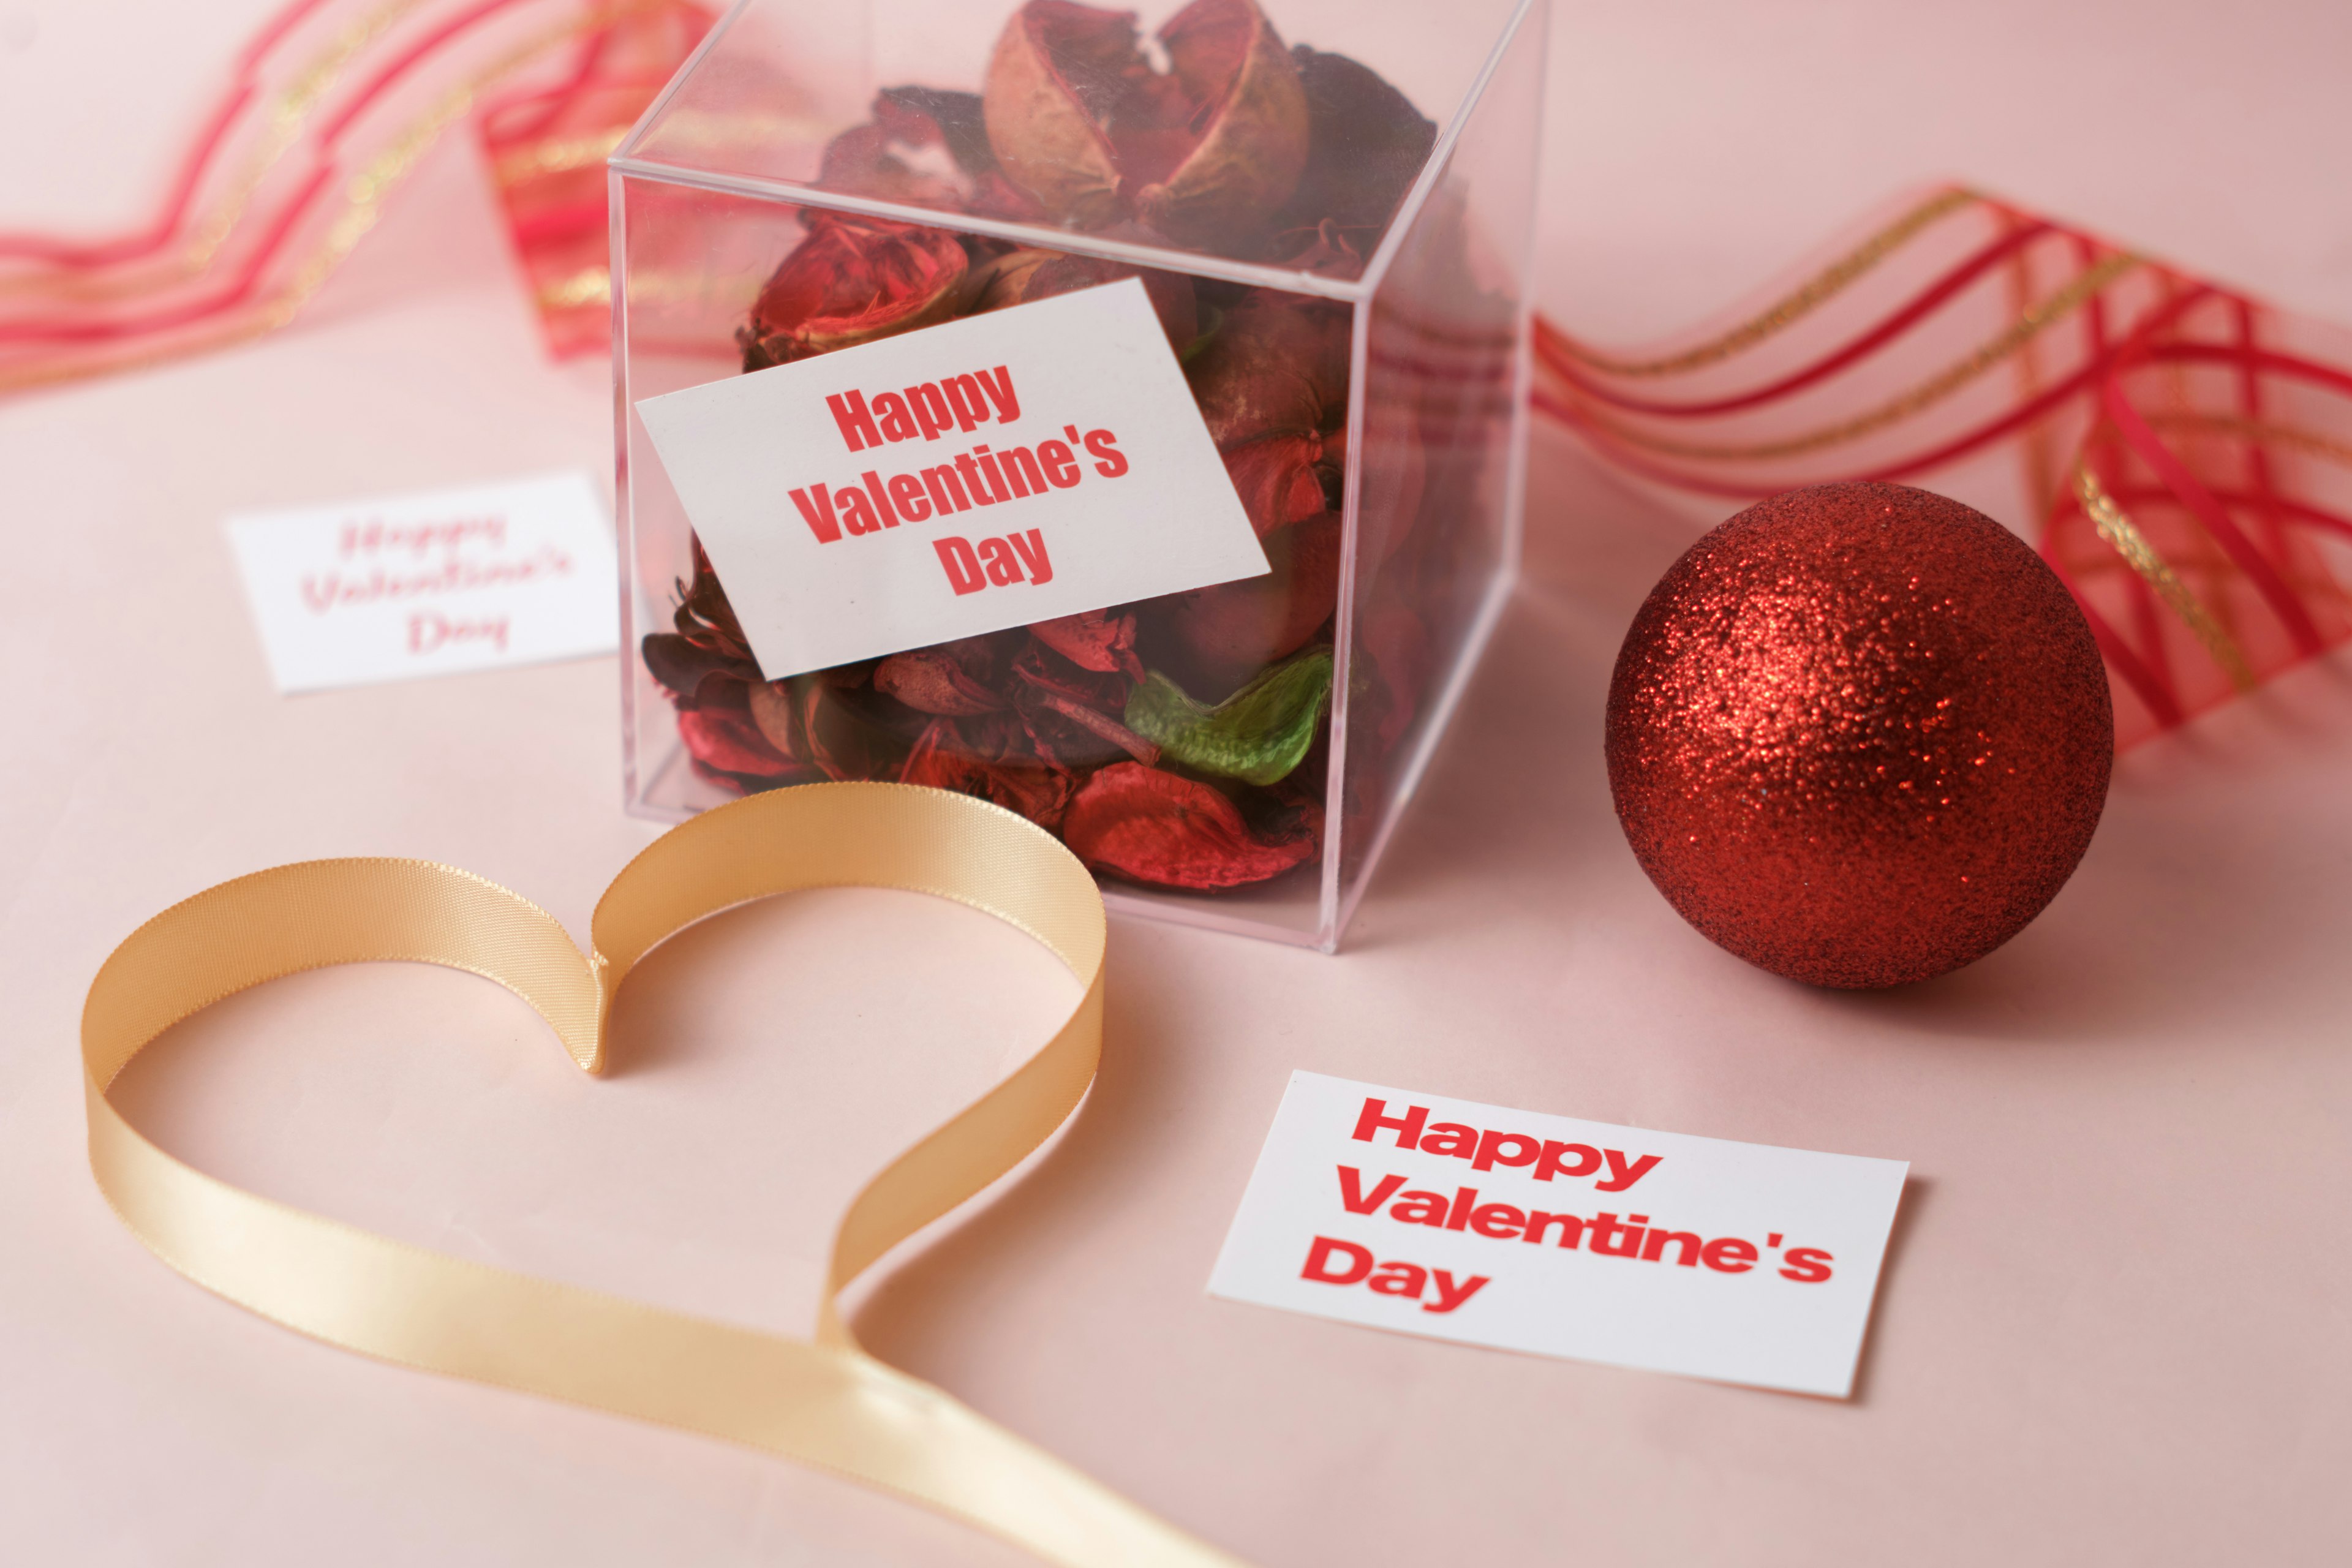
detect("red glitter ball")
(1605, 482), (2114, 989)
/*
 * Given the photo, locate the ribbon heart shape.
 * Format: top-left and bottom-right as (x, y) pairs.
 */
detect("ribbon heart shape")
(82, 782), (1242, 1568)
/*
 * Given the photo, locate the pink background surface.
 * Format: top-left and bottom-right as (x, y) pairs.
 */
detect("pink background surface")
(5, 2), (2351, 1564)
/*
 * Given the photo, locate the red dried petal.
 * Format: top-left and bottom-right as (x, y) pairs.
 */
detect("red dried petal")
(674, 537), (754, 659)
(1012, 638), (1129, 707)
(1219, 431), (1329, 537)
(1062, 763), (1316, 889)
(745, 679), (805, 758)
(744, 216), (968, 367)
(642, 632), (752, 699)
(875, 647), (1006, 714)
(1267, 47), (1438, 269)
(965, 246), (1062, 313)
(800, 680), (916, 780)
(1187, 290), (1351, 448)
(679, 699), (796, 779)
(1037, 690), (1160, 764)
(1025, 246), (1202, 349)
(1030, 607), (1145, 679)
(1164, 511), (1342, 695)
(900, 717), (1074, 829)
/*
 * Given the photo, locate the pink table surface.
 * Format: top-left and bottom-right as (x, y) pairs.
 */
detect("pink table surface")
(4, 2), (2351, 1564)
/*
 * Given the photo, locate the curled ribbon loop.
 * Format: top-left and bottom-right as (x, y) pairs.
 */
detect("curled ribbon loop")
(83, 781), (1241, 1568)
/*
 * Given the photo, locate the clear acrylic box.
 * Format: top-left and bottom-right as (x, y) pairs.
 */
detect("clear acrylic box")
(612, 0), (1545, 948)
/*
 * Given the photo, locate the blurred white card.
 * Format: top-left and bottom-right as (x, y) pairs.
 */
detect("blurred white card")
(225, 471), (618, 693)
(1209, 1072), (1909, 1396)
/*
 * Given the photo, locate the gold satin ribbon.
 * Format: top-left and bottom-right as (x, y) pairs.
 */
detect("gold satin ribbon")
(83, 782), (1242, 1568)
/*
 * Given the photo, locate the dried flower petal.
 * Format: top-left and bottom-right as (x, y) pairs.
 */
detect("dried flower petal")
(1267, 47), (1438, 267)
(963, 246), (1064, 313)
(970, 236), (1201, 350)
(875, 86), (998, 178)
(673, 538), (755, 660)
(1062, 762), (1316, 889)
(1185, 291), (1349, 541)
(1036, 689), (1161, 764)
(677, 680), (799, 782)
(1012, 687), (1129, 768)
(1188, 290), (1351, 449)
(799, 680), (916, 780)
(741, 216), (969, 370)
(819, 96), (976, 206)
(1123, 646), (1330, 785)
(1030, 606), (1145, 678)
(901, 717), (1074, 828)
(875, 646), (1006, 714)
(1219, 431), (1330, 538)
(1001, 640), (1145, 766)
(745, 679), (805, 758)
(642, 631), (752, 699)
(1163, 510), (1342, 693)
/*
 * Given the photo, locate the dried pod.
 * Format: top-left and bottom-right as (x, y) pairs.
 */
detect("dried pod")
(982, 2), (1139, 229)
(983, 0), (1306, 249)
(1128, 0), (1308, 248)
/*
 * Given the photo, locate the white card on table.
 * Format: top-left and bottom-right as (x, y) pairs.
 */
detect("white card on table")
(1209, 1071), (1909, 1396)
(631, 278), (1268, 680)
(225, 470), (618, 693)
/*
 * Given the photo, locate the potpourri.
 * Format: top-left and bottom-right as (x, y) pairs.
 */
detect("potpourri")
(643, 0), (1441, 892)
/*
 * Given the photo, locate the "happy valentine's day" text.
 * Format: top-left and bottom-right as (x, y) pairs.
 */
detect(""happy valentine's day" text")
(1298, 1099), (1839, 1316)
(792, 364), (1128, 599)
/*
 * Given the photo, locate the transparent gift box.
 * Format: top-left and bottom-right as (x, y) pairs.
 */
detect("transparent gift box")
(612, 0), (1545, 948)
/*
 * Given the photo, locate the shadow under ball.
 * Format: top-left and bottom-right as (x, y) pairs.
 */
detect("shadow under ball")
(1605, 482), (2114, 989)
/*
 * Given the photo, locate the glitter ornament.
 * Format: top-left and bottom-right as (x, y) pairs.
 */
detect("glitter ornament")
(1606, 482), (2113, 988)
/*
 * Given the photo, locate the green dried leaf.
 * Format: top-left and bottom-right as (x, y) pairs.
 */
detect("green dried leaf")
(1123, 646), (1332, 786)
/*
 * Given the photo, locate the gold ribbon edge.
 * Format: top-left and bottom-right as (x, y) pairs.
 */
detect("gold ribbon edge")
(82, 780), (1242, 1568)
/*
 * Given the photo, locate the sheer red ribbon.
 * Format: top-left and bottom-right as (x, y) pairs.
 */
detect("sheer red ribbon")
(0, 0), (709, 390)
(1533, 188), (2352, 745)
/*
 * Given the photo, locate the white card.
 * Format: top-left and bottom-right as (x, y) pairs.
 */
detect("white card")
(631, 278), (1269, 679)
(225, 471), (619, 693)
(1208, 1072), (1909, 1396)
